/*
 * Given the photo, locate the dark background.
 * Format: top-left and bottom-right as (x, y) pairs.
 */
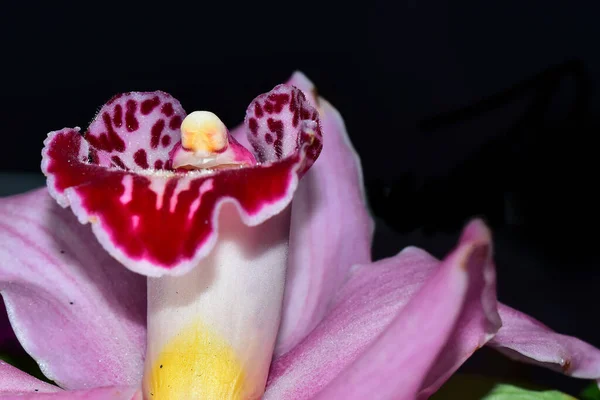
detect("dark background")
(1, 0), (598, 395)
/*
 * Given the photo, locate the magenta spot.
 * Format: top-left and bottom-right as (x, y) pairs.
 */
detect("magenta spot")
(111, 156), (126, 169)
(267, 118), (284, 136)
(161, 103), (174, 117)
(161, 135), (171, 147)
(113, 104), (123, 127)
(301, 108), (310, 120)
(290, 92), (299, 127)
(265, 133), (273, 144)
(267, 118), (284, 158)
(268, 93), (290, 113)
(141, 96), (161, 115)
(151, 119), (166, 149)
(254, 102), (264, 118)
(154, 160), (164, 169)
(101, 112), (125, 152)
(125, 100), (139, 132)
(249, 118), (258, 135)
(169, 115), (182, 130)
(264, 101), (274, 113)
(134, 149), (149, 169)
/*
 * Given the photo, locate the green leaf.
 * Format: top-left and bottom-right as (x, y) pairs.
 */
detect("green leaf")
(431, 374), (546, 399)
(580, 382), (600, 400)
(431, 374), (586, 400)
(480, 384), (578, 400)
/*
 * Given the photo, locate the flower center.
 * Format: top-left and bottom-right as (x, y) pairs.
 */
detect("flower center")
(171, 112), (256, 170)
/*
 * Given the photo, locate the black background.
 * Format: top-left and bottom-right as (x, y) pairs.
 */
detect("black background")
(1, 0), (598, 395)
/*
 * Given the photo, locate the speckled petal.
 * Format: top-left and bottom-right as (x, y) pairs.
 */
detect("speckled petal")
(85, 91), (185, 170)
(0, 189), (146, 390)
(275, 72), (374, 356)
(41, 85), (322, 277)
(489, 304), (600, 382)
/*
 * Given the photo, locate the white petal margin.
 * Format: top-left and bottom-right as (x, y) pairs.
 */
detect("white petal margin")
(142, 204), (291, 399)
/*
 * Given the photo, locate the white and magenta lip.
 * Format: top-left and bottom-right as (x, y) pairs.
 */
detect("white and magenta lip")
(41, 84), (323, 277)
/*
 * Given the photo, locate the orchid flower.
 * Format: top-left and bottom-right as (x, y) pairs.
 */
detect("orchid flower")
(1, 72), (599, 400)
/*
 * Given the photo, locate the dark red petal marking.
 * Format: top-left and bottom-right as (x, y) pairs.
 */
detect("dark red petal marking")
(85, 112), (126, 154)
(245, 84), (322, 174)
(249, 118), (258, 135)
(85, 91), (186, 170)
(111, 156), (126, 169)
(154, 160), (164, 170)
(141, 96), (161, 115)
(150, 119), (165, 149)
(161, 103), (174, 117)
(133, 149), (149, 169)
(169, 115), (182, 130)
(125, 100), (139, 132)
(113, 104), (123, 127)
(254, 102), (264, 118)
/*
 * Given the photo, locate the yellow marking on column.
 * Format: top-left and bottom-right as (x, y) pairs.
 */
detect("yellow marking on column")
(144, 321), (246, 400)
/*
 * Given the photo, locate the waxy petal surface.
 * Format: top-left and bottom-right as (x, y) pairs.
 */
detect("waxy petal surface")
(86, 91), (185, 170)
(265, 220), (497, 399)
(489, 304), (600, 381)
(0, 189), (146, 390)
(41, 85), (322, 276)
(245, 83), (322, 174)
(0, 361), (61, 395)
(275, 72), (374, 355)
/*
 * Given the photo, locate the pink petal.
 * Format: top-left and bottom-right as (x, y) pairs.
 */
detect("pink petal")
(418, 219), (501, 398)
(310, 243), (490, 400)
(41, 85), (322, 276)
(275, 72), (374, 355)
(265, 220), (496, 399)
(0, 189), (146, 389)
(489, 304), (600, 381)
(1, 385), (142, 400)
(0, 360), (61, 395)
(85, 91), (185, 170)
